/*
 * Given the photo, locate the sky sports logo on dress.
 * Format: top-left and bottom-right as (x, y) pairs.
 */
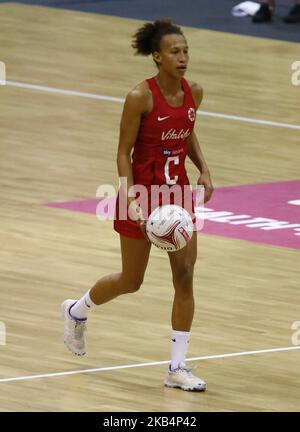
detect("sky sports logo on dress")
(162, 148), (184, 156)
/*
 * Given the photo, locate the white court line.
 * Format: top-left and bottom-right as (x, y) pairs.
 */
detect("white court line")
(6, 80), (124, 103)
(198, 110), (300, 130)
(6, 80), (300, 131)
(0, 345), (299, 384)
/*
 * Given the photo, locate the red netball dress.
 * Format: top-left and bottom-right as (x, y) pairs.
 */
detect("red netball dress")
(114, 77), (197, 239)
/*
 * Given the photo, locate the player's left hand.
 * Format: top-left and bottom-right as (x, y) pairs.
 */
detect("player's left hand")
(197, 171), (214, 203)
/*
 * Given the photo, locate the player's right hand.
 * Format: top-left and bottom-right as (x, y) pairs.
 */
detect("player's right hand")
(128, 199), (150, 241)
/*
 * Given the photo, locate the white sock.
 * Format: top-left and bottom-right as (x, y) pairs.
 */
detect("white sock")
(170, 330), (191, 371)
(69, 290), (96, 320)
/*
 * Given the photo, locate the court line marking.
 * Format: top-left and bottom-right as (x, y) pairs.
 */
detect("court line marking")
(0, 345), (299, 384)
(6, 80), (300, 130)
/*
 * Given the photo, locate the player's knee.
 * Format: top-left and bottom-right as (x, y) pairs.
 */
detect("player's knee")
(123, 276), (144, 294)
(173, 263), (194, 284)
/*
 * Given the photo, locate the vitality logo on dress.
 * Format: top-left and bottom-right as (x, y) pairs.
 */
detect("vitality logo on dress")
(161, 128), (191, 141)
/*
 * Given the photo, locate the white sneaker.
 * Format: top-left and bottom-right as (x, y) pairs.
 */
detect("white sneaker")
(61, 299), (87, 356)
(164, 365), (207, 392)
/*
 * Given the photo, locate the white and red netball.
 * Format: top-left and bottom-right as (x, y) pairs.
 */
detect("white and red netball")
(146, 205), (193, 252)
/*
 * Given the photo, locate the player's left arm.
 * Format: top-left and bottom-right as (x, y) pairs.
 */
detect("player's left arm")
(187, 82), (214, 204)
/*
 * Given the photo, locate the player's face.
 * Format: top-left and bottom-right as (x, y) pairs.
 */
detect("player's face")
(153, 34), (189, 77)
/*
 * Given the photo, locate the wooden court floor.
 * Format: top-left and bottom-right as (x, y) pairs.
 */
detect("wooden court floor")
(0, 3), (299, 411)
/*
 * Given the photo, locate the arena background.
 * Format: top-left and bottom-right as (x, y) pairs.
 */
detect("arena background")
(0, 0), (299, 412)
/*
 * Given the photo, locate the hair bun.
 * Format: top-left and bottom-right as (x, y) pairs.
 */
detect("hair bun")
(132, 19), (183, 57)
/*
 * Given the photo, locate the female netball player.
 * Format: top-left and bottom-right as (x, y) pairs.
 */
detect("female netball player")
(61, 19), (213, 392)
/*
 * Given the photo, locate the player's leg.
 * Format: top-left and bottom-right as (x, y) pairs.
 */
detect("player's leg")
(252, 1), (274, 23)
(61, 235), (151, 355)
(89, 235), (152, 305)
(283, 0), (300, 23)
(164, 232), (206, 391)
(169, 231), (197, 333)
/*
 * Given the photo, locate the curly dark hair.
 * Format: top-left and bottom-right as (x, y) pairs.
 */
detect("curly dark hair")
(132, 19), (184, 57)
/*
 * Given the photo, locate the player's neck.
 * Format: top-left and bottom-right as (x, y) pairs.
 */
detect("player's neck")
(155, 72), (182, 96)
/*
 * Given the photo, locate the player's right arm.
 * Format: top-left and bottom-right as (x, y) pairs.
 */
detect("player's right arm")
(117, 86), (151, 232)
